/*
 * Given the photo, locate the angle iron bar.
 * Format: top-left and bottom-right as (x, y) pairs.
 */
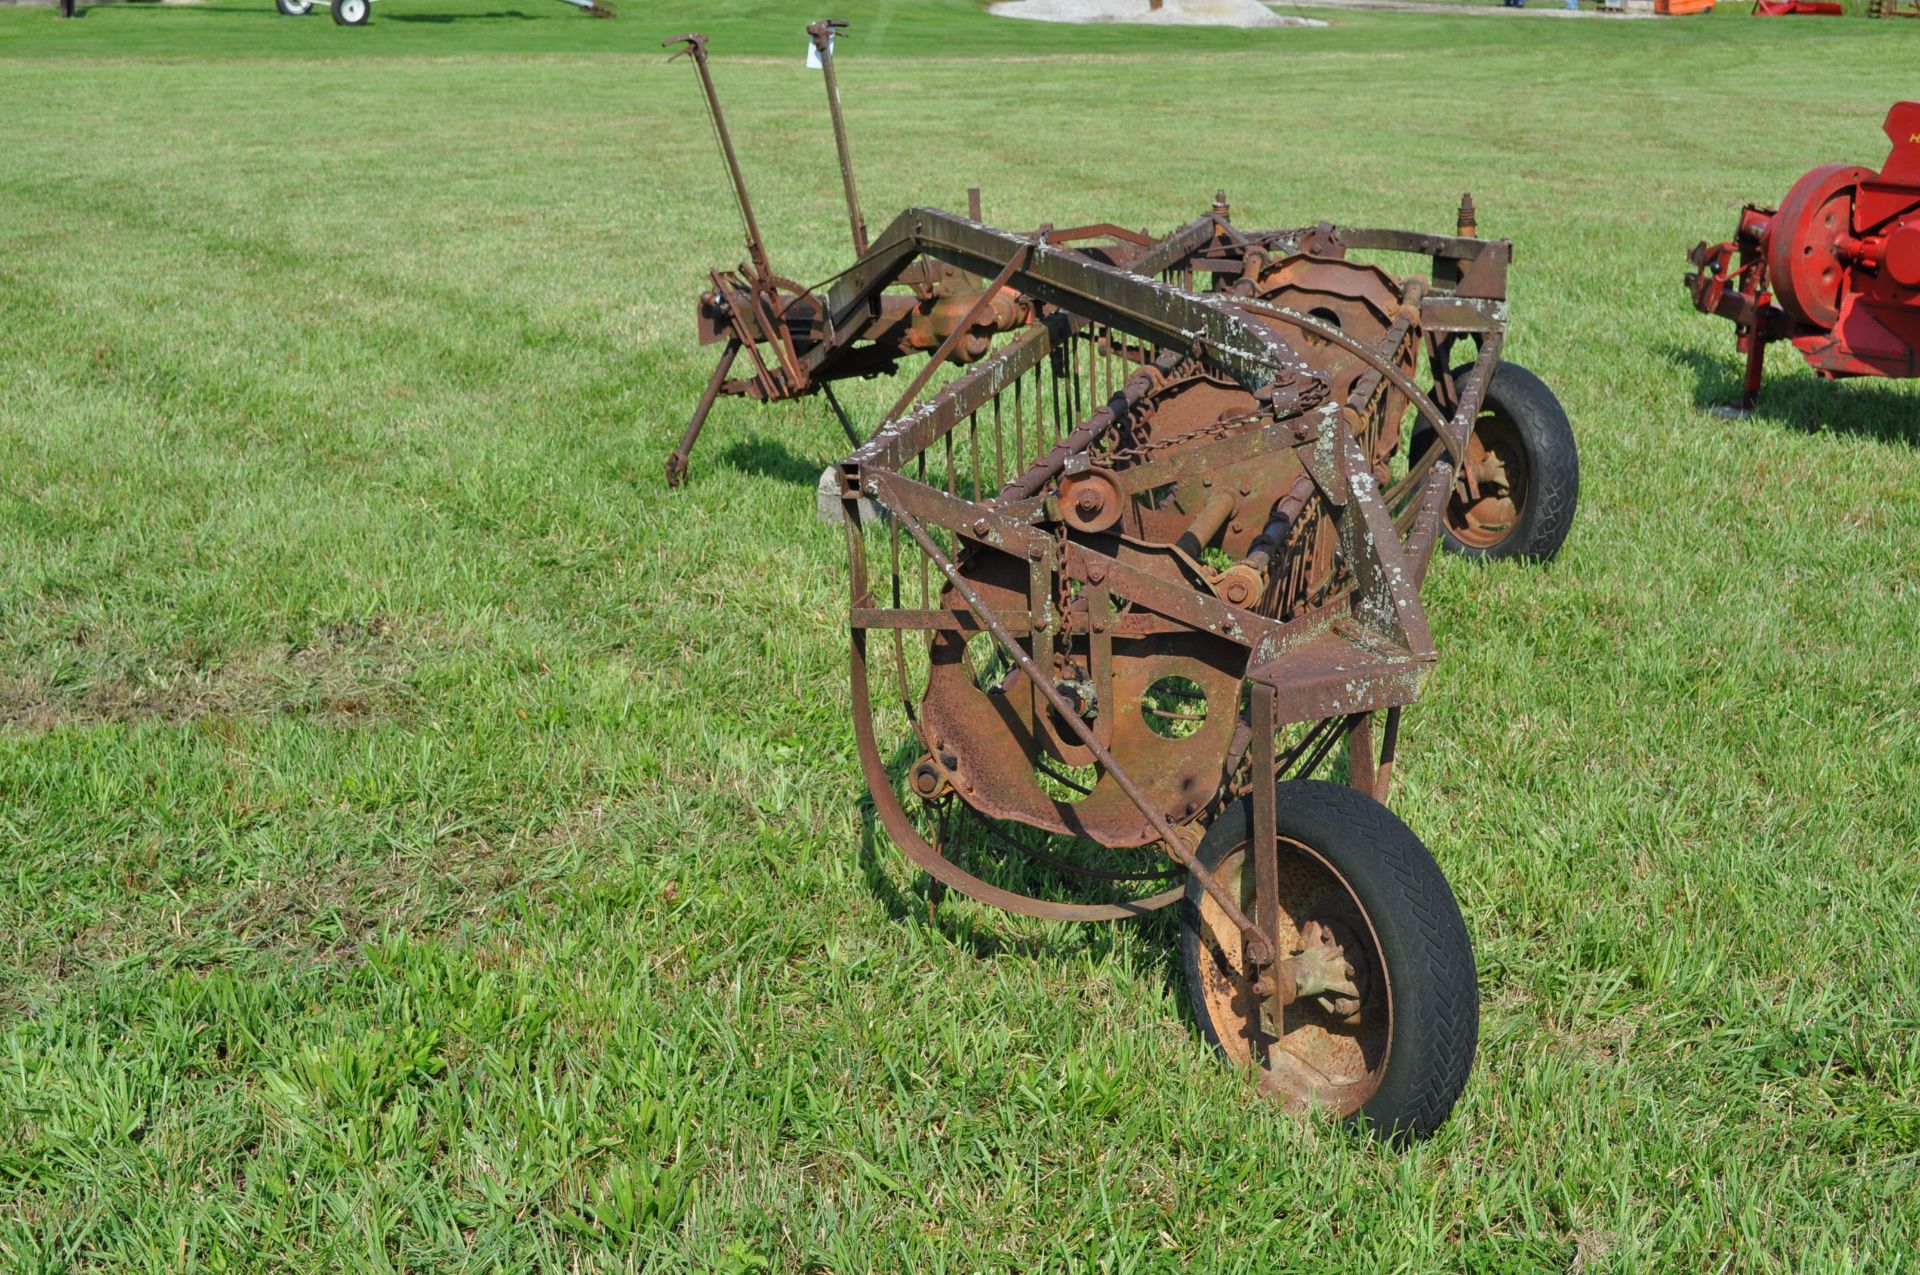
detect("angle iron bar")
(895, 211), (1318, 401)
(824, 211), (1291, 399)
(837, 219), (1226, 472)
(826, 211), (1219, 343)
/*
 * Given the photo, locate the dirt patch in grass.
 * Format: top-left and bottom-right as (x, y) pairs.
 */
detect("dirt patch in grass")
(2, 803), (610, 1013)
(226, 803), (607, 959)
(990, 0), (1322, 25)
(0, 618), (415, 734)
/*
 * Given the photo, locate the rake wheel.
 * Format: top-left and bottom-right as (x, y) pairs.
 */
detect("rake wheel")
(1181, 780), (1477, 1140)
(1415, 360), (1578, 563)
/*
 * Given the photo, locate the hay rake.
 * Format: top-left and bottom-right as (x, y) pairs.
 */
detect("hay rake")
(666, 22), (1580, 1138)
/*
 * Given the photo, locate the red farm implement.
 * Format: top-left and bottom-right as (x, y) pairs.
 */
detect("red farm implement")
(1688, 101), (1920, 410)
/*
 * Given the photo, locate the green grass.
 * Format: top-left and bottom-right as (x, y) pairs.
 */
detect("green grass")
(3, 0), (1919, 1268)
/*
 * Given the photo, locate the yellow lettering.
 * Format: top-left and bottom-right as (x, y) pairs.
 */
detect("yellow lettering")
(1910, 132), (1920, 143)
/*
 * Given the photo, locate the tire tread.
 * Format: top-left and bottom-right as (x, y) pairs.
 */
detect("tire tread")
(1180, 781), (1478, 1141)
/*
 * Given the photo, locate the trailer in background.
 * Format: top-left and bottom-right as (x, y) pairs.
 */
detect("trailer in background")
(273, 0), (609, 26)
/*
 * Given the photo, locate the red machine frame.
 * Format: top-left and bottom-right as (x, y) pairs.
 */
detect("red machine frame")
(1687, 101), (1920, 408)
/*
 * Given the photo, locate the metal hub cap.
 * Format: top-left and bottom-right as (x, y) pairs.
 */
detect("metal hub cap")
(1447, 404), (1527, 549)
(1190, 837), (1391, 1116)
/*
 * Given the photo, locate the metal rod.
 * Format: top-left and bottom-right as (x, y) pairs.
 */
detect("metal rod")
(1739, 327), (1768, 410)
(664, 34), (775, 282)
(822, 382), (862, 447)
(1175, 492), (1235, 559)
(1348, 712), (1376, 798)
(1374, 706), (1401, 802)
(1252, 684), (1286, 1003)
(664, 339), (741, 488)
(807, 20), (868, 257)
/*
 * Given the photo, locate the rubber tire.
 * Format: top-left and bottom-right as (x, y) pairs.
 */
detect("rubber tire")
(1414, 359), (1578, 563)
(1179, 780), (1478, 1142)
(331, 0), (369, 24)
(275, 0), (313, 13)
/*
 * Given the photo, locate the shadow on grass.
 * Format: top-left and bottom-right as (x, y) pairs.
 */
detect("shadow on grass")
(853, 741), (1188, 1013)
(386, 9), (541, 20)
(1661, 341), (1920, 448)
(718, 434), (830, 487)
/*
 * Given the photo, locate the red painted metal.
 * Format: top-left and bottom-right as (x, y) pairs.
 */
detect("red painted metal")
(1687, 102), (1920, 407)
(1752, 0), (1843, 13)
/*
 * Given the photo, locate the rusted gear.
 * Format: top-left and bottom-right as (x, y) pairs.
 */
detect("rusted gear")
(1251, 253), (1420, 462)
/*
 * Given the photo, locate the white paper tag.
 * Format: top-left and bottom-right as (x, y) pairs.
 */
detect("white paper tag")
(805, 35), (831, 69)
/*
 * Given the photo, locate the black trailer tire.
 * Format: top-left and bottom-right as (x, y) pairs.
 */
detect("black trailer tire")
(1180, 780), (1478, 1142)
(331, 0), (370, 24)
(1413, 359), (1578, 563)
(276, 0), (314, 14)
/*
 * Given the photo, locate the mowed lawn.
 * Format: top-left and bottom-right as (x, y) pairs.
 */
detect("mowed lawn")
(2, 0), (1918, 1269)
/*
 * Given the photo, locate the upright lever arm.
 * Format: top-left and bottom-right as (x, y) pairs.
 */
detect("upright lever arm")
(807, 19), (868, 257)
(663, 33), (775, 282)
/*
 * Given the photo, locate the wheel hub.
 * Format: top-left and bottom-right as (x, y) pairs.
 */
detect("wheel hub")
(1189, 838), (1391, 1116)
(1447, 408), (1528, 548)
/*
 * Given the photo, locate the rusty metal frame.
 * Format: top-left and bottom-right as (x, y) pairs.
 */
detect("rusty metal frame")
(827, 200), (1501, 978)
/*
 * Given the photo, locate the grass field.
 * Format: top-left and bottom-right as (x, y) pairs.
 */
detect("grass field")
(3, 0), (1919, 1269)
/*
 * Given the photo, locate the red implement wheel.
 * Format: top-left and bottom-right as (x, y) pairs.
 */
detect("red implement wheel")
(1768, 163), (1870, 331)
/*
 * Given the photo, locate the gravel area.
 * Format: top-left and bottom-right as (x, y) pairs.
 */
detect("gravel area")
(989, 0), (1326, 28)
